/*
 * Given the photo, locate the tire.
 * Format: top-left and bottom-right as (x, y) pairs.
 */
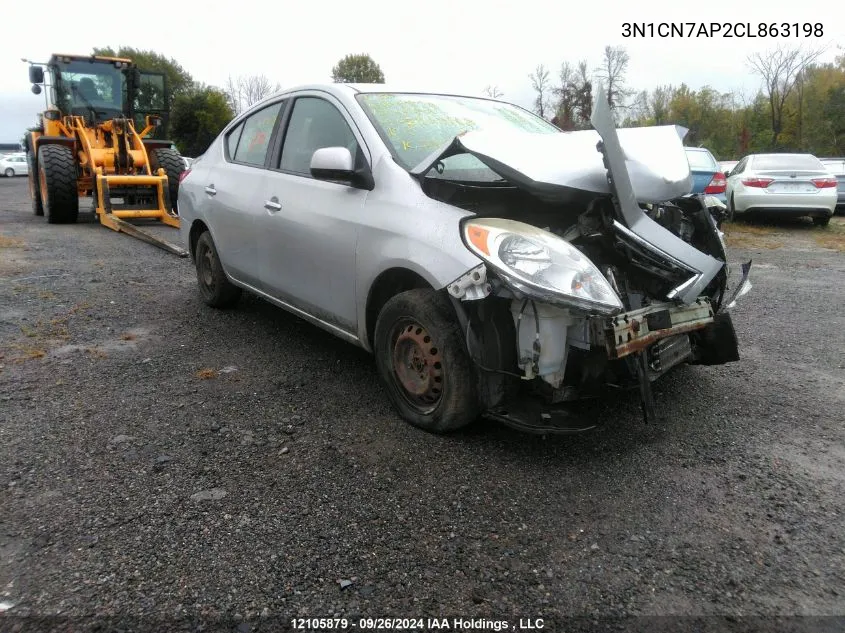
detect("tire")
(194, 231), (241, 308)
(374, 289), (479, 433)
(812, 215), (831, 227)
(149, 148), (184, 214)
(4, 168), (13, 178)
(727, 193), (736, 223)
(27, 152), (43, 216)
(37, 145), (78, 224)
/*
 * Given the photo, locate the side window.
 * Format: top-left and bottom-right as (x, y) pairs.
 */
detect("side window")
(279, 97), (359, 175)
(233, 102), (283, 167)
(226, 122), (244, 160)
(733, 158), (748, 175)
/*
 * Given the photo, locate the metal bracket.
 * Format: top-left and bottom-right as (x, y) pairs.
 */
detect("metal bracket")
(447, 265), (491, 301)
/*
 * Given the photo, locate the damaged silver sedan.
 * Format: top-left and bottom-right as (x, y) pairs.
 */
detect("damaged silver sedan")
(178, 84), (752, 434)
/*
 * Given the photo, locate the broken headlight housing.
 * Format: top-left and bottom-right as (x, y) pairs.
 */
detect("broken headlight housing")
(461, 218), (623, 315)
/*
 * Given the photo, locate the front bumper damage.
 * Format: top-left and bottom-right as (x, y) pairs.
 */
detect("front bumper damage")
(442, 86), (753, 434)
(596, 297), (714, 361)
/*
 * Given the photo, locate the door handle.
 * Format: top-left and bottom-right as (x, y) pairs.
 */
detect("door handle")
(264, 198), (282, 212)
(205, 185), (217, 196)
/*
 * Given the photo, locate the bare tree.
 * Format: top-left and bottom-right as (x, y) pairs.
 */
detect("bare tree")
(483, 85), (504, 99)
(529, 64), (551, 118)
(551, 61), (592, 130)
(747, 45), (824, 147)
(225, 74), (282, 115)
(628, 90), (651, 123)
(572, 61), (593, 126)
(595, 46), (633, 115)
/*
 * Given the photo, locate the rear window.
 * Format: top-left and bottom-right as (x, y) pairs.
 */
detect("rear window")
(753, 154), (823, 170)
(685, 149), (717, 170)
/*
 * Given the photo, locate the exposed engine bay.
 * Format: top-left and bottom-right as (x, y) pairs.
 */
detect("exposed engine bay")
(419, 92), (752, 433)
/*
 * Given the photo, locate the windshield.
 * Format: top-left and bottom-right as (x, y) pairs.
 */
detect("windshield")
(753, 154), (824, 171)
(685, 148), (717, 171)
(356, 93), (559, 178)
(55, 59), (125, 115)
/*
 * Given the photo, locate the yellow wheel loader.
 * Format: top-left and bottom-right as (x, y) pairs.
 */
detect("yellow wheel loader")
(23, 54), (187, 256)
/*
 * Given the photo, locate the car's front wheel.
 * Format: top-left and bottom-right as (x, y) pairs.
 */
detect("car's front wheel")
(4, 168), (14, 178)
(374, 289), (479, 433)
(194, 231), (242, 308)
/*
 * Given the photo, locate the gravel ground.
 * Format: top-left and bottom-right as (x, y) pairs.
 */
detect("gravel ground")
(1, 176), (844, 632)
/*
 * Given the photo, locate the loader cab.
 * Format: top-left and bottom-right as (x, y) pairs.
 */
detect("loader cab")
(36, 55), (170, 137)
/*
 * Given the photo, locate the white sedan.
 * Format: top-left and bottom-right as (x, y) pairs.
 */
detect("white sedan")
(726, 153), (836, 226)
(0, 154), (28, 177)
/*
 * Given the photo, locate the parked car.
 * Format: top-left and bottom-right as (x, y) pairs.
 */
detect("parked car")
(179, 84), (749, 434)
(820, 157), (845, 214)
(0, 153), (28, 177)
(719, 160), (738, 176)
(684, 147), (726, 203)
(726, 153), (837, 226)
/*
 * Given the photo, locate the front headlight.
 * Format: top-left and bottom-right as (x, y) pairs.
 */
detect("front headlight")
(462, 218), (623, 315)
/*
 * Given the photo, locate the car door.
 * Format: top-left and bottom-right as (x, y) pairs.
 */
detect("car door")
(202, 100), (285, 287)
(14, 156), (27, 175)
(256, 93), (369, 332)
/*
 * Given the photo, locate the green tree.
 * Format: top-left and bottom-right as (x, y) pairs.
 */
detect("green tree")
(92, 46), (194, 96)
(331, 54), (385, 83)
(170, 85), (234, 157)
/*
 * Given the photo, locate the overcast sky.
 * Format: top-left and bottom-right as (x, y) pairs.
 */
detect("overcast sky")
(3, 0), (843, 142)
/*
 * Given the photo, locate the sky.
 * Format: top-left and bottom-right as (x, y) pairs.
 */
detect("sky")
(2, 0), (843, 143)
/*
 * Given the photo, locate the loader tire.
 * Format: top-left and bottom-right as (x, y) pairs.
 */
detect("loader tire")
(27, 151), (43, 216)
(37, 145), (78, 224)
(150, 148), (184, 214)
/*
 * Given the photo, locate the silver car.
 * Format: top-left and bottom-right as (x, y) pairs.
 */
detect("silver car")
(179, 84), (750, 434)
(725, 153), (837, 226)
(0, 153), (28, 177)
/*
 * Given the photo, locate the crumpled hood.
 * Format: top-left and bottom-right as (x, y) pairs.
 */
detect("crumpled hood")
(412, 124), (693, 203)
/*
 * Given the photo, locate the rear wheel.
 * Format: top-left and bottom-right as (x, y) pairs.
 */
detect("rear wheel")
(149, 148), (184, 214)
(374, 289), (479, 433)
(27, 152), (43, 216)
(37, 145), (78, 224)
(812, 215), (831, 227)
(194, 231), (241, 308)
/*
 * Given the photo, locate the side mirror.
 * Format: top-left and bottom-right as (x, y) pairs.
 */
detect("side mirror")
(310, 146), (374, 190)
(310, 146), (355, 182)
(724, 170), (731, 178)
(29, 66), (44, 84)
(145, 114), (162, 128)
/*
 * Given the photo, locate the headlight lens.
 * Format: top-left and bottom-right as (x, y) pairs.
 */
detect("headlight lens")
(463, 218), (623, 314)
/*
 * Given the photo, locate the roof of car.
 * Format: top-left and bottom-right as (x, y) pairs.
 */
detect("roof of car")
(263, 83), (506, 102)
(750, 152), (817, 158)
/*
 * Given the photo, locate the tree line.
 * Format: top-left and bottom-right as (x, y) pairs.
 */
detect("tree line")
(526, 45), (845, 159)
(85, 45), (844, 161)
